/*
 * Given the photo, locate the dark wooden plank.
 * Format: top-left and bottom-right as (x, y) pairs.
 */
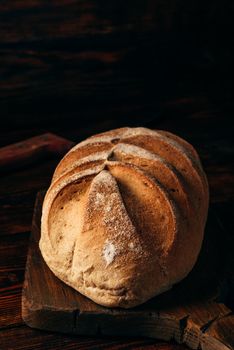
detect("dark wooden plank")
(0, 325), (188, 350)
(0, 1), (233, 128)
(0, 133), (74, 171)
(206, 165), (234, 203)
(0, 290), (22, 329)
(0, 232), (29, 328)
(0, 160), (58, 236)
(22, 192), (234, 350)
(0, 159), (58, 197)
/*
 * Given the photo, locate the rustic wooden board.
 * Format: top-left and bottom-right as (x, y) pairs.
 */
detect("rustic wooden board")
(22, 191), (234, 350)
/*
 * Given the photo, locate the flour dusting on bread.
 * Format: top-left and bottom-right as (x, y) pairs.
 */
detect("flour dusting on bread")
(103, 240), (116, 266)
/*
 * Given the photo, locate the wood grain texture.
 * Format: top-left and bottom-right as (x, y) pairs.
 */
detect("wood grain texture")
(0, 133), (74, 171)
(0, 1), (234, 129)
(22, 191), (234, 350)
(0, 160), (58, 236)
(0, 326), (188, 350)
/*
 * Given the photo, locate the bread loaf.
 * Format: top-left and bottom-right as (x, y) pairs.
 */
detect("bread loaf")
(39, 127), (209, 308)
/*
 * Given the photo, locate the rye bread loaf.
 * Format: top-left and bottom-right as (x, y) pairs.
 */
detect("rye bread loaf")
(39, 127), (209, 308)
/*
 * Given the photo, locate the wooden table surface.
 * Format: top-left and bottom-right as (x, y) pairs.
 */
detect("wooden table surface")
(0, 1), (234, 349)
(1, 109), (234, 349)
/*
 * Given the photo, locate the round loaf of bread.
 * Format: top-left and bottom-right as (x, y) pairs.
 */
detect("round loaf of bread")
(39, 127), (209, 308)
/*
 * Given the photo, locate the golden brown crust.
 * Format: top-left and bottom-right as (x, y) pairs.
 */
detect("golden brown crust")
(39, 127), (209, 308)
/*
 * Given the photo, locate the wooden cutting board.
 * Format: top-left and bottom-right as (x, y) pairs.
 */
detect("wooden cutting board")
(22, 191), (234, 350)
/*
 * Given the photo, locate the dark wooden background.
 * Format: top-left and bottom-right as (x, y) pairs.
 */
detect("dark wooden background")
(0, 1), (234, 349)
